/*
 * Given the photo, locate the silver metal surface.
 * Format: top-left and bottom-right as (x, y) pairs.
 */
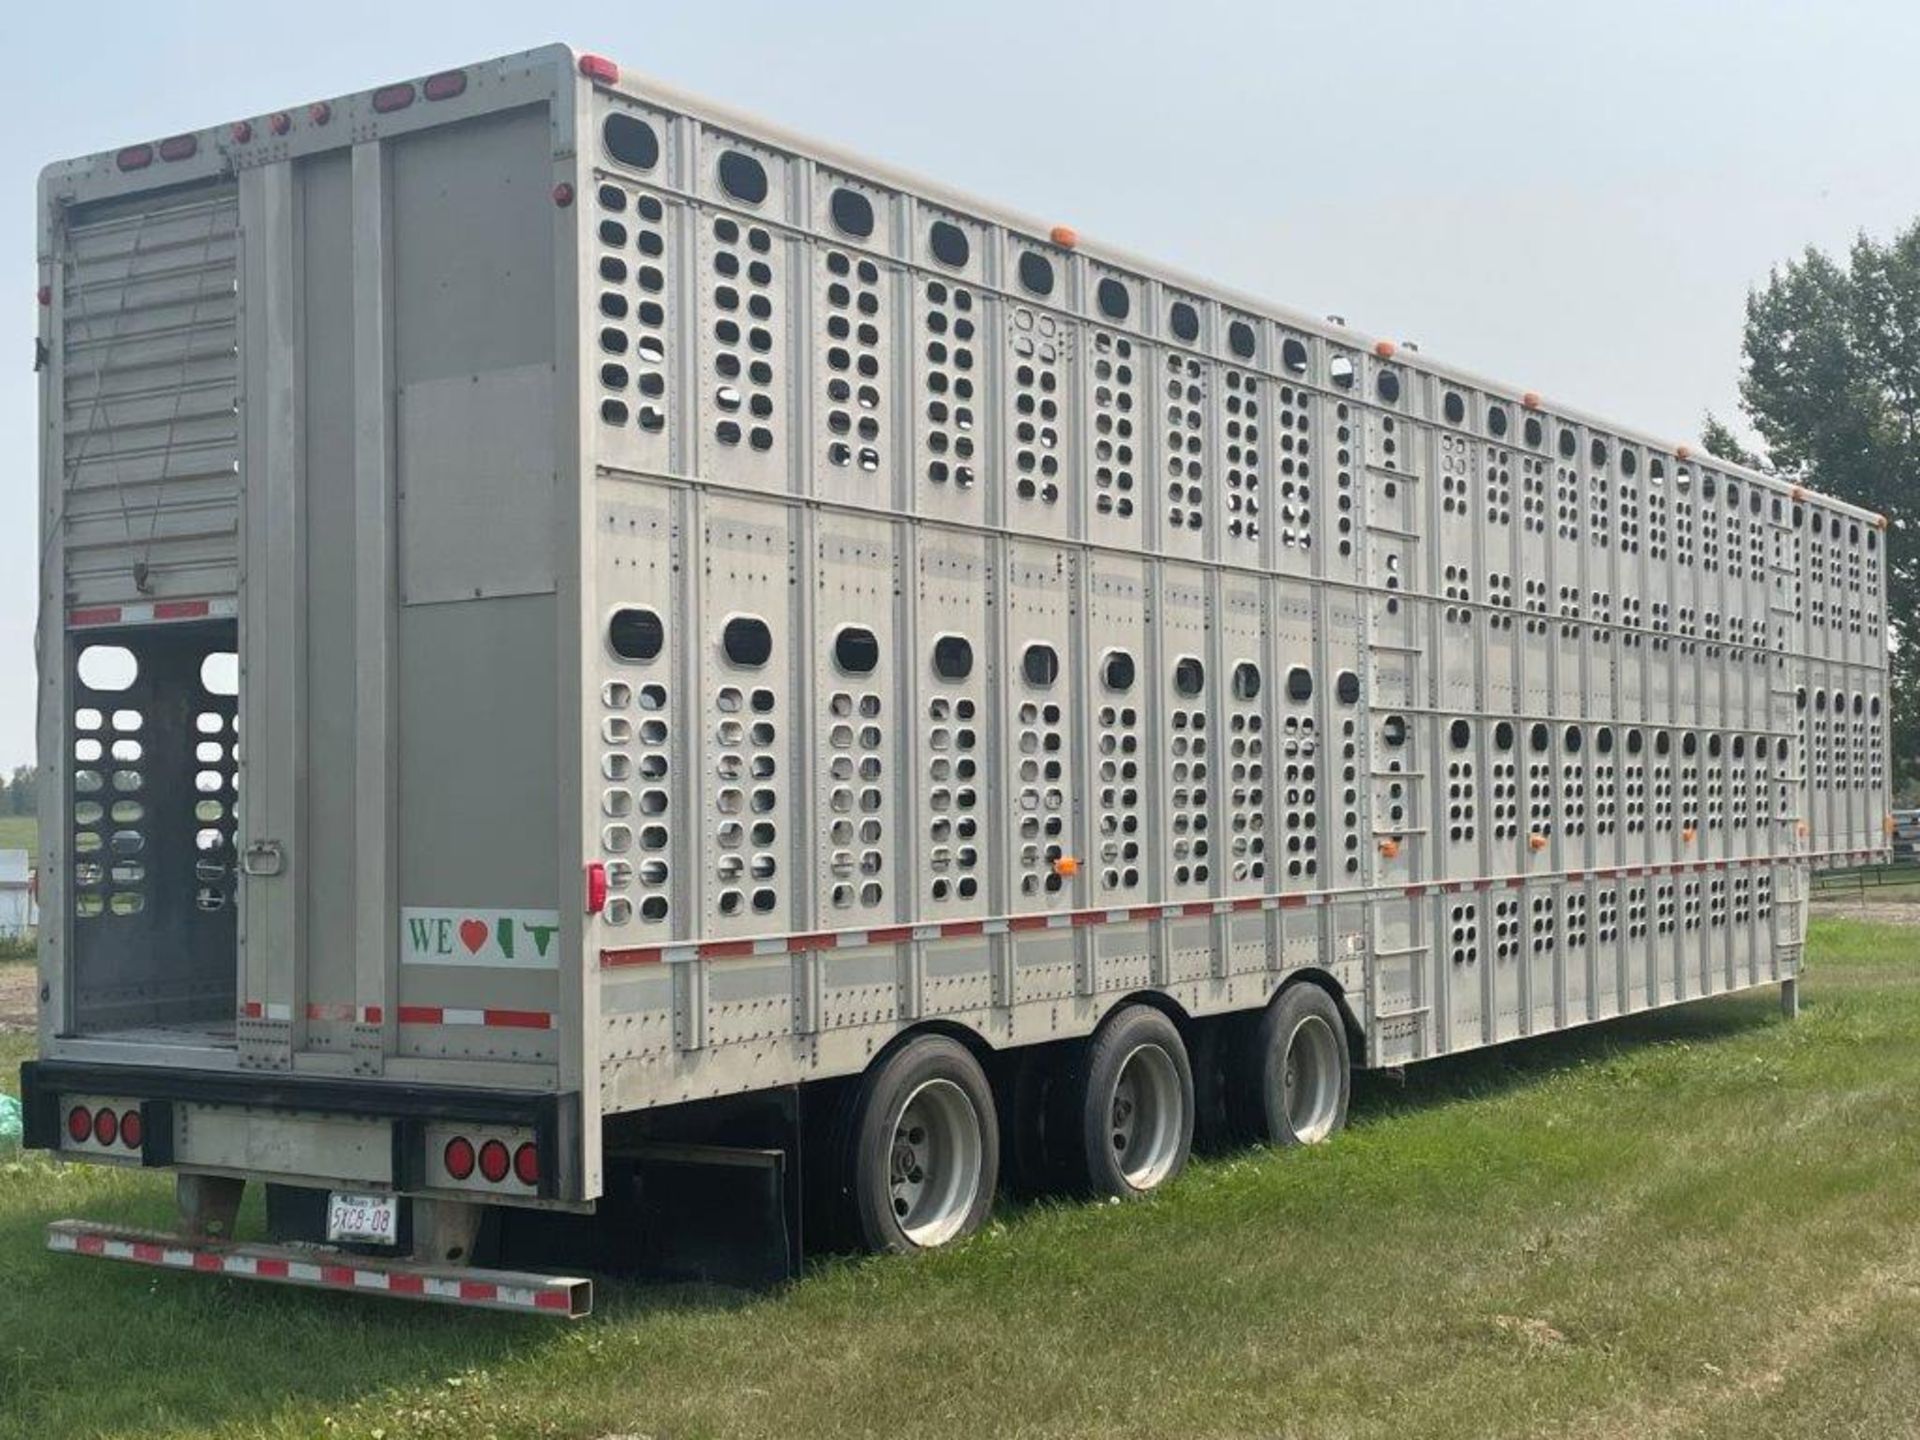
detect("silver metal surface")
(1280, 1014), (1341, 1144)
(1109, 1042), (1184, 1192)
(888, 1077), (984, 1247)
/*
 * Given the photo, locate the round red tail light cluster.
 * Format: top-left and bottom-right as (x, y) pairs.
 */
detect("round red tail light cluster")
(513, 1143), (539, 1186)
(65, 1104), (144, 1149)
(442, 1133), (538, 1187)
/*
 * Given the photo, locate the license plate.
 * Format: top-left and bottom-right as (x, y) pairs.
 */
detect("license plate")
(325, 1191), (399, 1245)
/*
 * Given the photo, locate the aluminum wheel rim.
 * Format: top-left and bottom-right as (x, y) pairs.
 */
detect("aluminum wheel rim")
(888, 1078), (983, 1247)
(1281, 1014), (1341, 1143)
(1109, 1042), (1183, 1191)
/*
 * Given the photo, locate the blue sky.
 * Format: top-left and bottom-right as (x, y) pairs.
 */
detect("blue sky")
(4, 0), (1918, 770)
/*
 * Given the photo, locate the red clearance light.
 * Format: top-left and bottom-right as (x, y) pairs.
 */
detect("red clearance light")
(514, 1143), (539, 1187)
(586, 861), (608, 914)
(372, 83), (416, 114)
(308, 101), (332, 126)
(551, 182), (575, 209)
(93, 1108), (118, 1147)
(119, 1108), (143, 1149)
(578, 54), (619, 85)
(424, 70), (467, 101)
(443, 1136), (476, 1181)
(231, 120), (254, 144)
(157, 133), (198, 162)
(116, 144), (154, 172)
(67, 1106), (92, 1143)
(478, 1139), (511, 1184)
(269, 111), (292, 137)
(37, 285), (52, 307)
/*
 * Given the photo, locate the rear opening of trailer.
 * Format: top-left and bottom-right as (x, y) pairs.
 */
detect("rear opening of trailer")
(22, 42), (1889, 1317)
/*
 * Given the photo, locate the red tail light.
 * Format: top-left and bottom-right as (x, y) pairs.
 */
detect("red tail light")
(443, 1136), (476, 1181)
(478, 1140), (511, 1184)
(372, 83), (415, 114)
(423, 70), (467, 101)
(119, 1109), (143, 1149)
(93, 1109), (118, 1147)
(513, 1143), (539, 1186)
(578, 54), (619, 85)
(67, 1106), (92, 1143)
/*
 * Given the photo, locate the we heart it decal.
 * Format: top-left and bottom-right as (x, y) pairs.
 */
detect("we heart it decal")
(401, 908), (563, 969)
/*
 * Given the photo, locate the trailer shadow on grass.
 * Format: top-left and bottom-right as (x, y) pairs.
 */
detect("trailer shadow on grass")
(0, 1173), (766, 1440)
(1345, 985), (1785, 1125)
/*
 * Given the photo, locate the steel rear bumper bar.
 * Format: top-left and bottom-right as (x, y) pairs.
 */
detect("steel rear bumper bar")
(47, 1219), (592, 1317)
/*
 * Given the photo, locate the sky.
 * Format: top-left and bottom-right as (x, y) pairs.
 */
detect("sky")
(3, 0), (1918, 772)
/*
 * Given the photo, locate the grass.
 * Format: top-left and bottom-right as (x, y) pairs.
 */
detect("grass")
(4, 918), (1920, 1439)
(0, 815), (36, 854)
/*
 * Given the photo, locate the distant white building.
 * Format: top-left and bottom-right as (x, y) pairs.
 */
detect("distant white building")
(0, 850), (36, 939)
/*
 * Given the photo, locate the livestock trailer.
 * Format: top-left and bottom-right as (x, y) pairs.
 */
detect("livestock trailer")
(22, 43), (1890, 1315)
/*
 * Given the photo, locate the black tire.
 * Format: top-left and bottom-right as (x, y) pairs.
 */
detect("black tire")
(843, 1034), (999, 1253)
(1227, 983), (1352, 1147)
(1049, 1005), (1194, 1198)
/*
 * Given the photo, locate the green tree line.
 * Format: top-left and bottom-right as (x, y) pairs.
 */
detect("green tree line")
(1, 765), (35, 817)
(1704, 216), (1920, 800)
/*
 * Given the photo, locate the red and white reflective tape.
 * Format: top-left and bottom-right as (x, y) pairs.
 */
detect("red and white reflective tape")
(243, 1002), (544, 1029)
(601, 847), (1872, 971)
(397, 1005), (552, 1030)
(68, 597), (236, 629)
(47, 1219), (589, 1317)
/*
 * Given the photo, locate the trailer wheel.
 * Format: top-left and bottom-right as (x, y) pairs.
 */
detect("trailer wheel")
(847, 1035), (998, 1253)
(1232, 983), (1351, 1147)
(1053, 1005), (1194, 1198)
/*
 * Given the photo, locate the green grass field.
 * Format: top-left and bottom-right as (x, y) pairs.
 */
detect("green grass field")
(5, 917), (1920, 1439)
(0, 815), (37, 854)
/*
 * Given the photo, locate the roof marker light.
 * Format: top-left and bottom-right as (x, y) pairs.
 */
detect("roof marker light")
(1521, 391), (1542, 410)
(158, 133), (198, 162)
(116, 144), (153, 172)
(269, 112), (292, 136)
(231, 120), (254, 144)
(424, 70), (468, 101)
(37, 285), (52, 307)
(372, 83), (416, 113)
(579, 54), (620, 85)
(308, 101), (332, 126)
(1374, 339), (1397, 358)
(1049, 225), (1079, 249)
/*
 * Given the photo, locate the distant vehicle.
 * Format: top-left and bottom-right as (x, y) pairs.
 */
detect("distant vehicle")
(21, 44), (1890, 1315)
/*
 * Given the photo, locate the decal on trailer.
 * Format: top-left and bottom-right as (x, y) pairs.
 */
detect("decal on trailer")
(401, 908), (562, 969)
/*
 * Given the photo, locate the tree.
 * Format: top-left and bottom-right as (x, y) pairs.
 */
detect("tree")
(1, 766), (34, 817)
(1715, 218), (1920, 797)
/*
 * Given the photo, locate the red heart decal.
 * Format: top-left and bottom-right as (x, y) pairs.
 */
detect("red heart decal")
(458, 919), (490, 954)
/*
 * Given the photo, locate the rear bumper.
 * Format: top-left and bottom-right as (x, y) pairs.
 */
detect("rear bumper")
(47, 1219), (590, 1317)
(19, 1059), (582, 1202)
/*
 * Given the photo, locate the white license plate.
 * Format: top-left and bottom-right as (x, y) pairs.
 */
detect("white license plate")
(325, 1191), (399, 1245)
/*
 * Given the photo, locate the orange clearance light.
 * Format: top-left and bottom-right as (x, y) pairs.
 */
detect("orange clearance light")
(1676, 444), (1693, 461)
(1790, 486), (1809, 501)
(1796, 820), (1810, 838)
(1049, 224), (1079, 249)
(1052, 856), (1080, 877)
(1373, 339), (1396, 358)
(1521, 391), (1542, 410)
(1682, 827), (1697, 844)
(1379, 838), (1400, 859)
(1528, 833), (1548, 852)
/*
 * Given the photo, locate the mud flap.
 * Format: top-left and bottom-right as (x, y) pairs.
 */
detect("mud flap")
(625, 1142), (800, 1288)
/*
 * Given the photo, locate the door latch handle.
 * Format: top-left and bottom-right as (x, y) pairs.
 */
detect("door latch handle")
(241, 840), (285, 877)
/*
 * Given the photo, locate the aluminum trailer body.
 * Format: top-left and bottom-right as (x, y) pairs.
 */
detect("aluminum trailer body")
(23, 43), (1889, 1313)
